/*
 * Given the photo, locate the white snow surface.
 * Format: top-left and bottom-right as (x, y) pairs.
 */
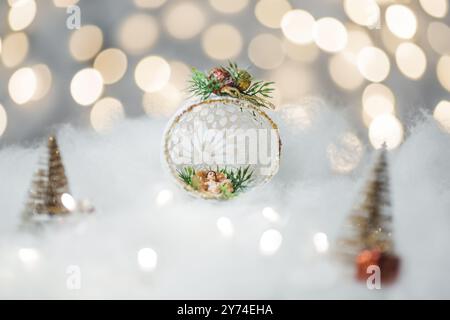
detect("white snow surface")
(1, 104), (449, 299)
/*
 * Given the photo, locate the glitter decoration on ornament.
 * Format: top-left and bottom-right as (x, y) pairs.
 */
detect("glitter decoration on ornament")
(162, 62), (281, 200)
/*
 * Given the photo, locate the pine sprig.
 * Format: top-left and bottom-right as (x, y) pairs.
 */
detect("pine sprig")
(188, 68), (221, 100)
(187, 62), (275, 105)
(220, 165), (253, 193)
(223, 61), (241, 83)
(245, 80), (275, 97)
(177, 166), (196, 186)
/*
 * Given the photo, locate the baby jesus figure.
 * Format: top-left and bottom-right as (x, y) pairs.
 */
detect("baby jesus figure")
(202, 170), (233, 195)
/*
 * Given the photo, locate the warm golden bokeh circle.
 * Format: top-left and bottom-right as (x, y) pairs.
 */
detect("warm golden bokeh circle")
(135, 56), (171, 92)
(90, 97), (125, 133)
(1, 32), (29, 68)
(94, 48), (128, 85)
(165, 2), (205, 40)
(202, 24), (242, 60)
(118, 14), (158, 54)
(248, 34), (284, 70)
(70, 69), (104, 106)
(8, 67), (37, 105)
(357, 46), (390, 82)
(395, 42), (427, 80)
(69, 25), (103, 61)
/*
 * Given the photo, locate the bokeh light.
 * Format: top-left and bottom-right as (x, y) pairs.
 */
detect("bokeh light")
(18, 248), (40, 265)
(8, 67), (37, 105)
(259, 229), (283, 255)
(90, 97), (125, 133)
(209, 0), (249, 14)
(216, 217), (234, 237)
(31, 64), (52, 101)
(369, 114), (404, 150)
(313, 17), (348, 53)
(69, 25), (103, 61)
(165, 2), (205, 40)
(271, 63), (313, 103)
(344, 0), (380, 28)
(362, 83), (395, 126)
(61, 193), (76, 211)
(143, 84), (182, 118)
(134, 0), (166, 9)
(327, 132), (363, 173)
(395, 42), (427, 80)
(433, 100), (450, 133)
(248, 34), (284, 70)
(437, 55), (450, 92)
(313, 232), (329, 253)
(282, 41), (319, 63)
(202, 24), (242, 60)
(169, 60), (191, 91)
(118, 14), (158, 54)
(329, 52), (364, 90)
(53, 0), (79, 7)
(281, 10), (315, 45)
(427, 22), (450, 55)
(380, 21), (403, 54)
(345, 26), (373, 58)
(1, 32), (29, 68)
(8, 0), (36, 31)
(262, 207), (280, 222)
(94, 48), (128, 85)
(385, 5), (417, 39)
(135, 56), (171, 92)
(156, 189), (173, 207)
(419, 0), (448, 18)
(357, 46), (390, 82)
(137, 248), (158, 271)
(70, 68), (104, 106)
(255, 0), (291, 29)
(0, 104), (7, 137)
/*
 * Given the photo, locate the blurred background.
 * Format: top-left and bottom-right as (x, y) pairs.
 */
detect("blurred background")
(0, 0), (449, 149)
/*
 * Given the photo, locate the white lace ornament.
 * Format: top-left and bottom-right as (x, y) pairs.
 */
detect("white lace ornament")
(162, 97), (281, 200)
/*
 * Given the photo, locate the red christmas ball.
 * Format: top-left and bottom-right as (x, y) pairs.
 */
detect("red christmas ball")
(355, 249), (400, 285)
(208, 67), (230, 82)
(208, 68), (234, 94)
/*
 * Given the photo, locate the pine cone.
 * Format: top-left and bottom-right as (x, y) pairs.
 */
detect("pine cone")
(236, 70), (252, 91)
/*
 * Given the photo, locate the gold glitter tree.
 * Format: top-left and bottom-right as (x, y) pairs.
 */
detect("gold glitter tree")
(23, 136), (71, 220)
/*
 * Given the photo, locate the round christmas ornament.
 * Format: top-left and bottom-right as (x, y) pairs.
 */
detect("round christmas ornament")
(162, 62), (281, 200)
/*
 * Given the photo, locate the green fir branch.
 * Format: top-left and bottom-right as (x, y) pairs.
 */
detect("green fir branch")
(187, 63), (275, 102)
(220, 165), (254, 194)
(223, 61), (240, 83)
(187, 68), (221, 100)
(177, 166), (196, 186)
(245, 80), (275, 97)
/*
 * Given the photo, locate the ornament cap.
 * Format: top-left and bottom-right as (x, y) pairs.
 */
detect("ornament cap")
(188, 62), (275, 109)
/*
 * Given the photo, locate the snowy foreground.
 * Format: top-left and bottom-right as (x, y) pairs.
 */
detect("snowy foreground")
(1, 105), (449, 299)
